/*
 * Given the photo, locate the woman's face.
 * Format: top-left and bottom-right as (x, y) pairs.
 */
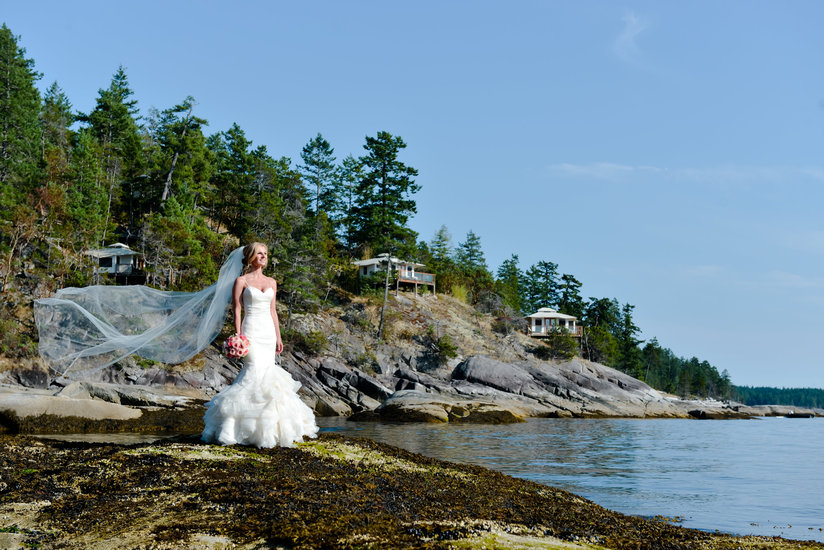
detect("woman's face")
(252, 246), (268, 268)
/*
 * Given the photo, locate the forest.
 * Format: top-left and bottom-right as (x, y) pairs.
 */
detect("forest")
(1, 23), (737, 400)
(732, 386), (824, 409)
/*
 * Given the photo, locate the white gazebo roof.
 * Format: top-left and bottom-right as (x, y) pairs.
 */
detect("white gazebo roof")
(527, 307), (577, 321)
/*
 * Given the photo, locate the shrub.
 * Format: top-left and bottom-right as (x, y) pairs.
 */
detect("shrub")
(542, 328), (578, 360)
(450, 284), (469, 304)
(425, 324), (459, 366)
(283, 329), (328, 355)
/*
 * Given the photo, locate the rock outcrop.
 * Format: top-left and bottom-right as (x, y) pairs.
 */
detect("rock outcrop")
(2, 293), (821, 429)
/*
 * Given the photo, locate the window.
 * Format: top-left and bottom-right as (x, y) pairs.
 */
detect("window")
(535, 319), (542, 326)
(99, 257), (112, 268)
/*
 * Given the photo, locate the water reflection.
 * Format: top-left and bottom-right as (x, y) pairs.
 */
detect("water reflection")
(318, 417), (824, 542)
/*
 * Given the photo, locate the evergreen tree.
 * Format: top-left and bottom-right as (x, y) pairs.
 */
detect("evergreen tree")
(496, 254), (524, 314)
(68, 129), (108, 247)
(299, 133), (339, 224)
(0, 24), (42, 207)
(351, 131), (419, 255)
(337, 154), (362, 257)
(615, 303), (644, 378)
(41, 81), (74, 172)
(581, 297), (621, 364)
(523, 261), (560, 313)
(79, 65), (143, 239)
(456, 230), (487, 273)
(558, 273), (584, 318)
(456, 230), (494, 302)
(208, 123), (256, 238)
(155, 96), (210, 207)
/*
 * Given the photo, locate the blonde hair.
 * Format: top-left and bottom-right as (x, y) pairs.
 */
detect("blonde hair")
(241, 242), (267, 274)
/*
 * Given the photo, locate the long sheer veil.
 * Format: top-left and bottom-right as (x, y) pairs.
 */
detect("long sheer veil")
(34, 246), (244, 379)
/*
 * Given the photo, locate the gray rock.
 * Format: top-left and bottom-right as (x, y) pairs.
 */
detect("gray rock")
(361, 390), (525, 424)
(0, 387), (142, 421)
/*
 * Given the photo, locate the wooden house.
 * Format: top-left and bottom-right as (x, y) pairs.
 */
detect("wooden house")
(85, 243), (145, 284)
(353, 253), (436, 295)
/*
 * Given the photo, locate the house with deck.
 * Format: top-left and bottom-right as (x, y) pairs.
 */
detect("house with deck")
(85, 243), (145, 284)
(527, 307), (582, 338)
(353, 253), (436, 295)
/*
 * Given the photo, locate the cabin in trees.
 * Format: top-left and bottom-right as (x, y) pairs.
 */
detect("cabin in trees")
(527, 307), (582, 338)
(353, 254), (436, 295)
(85, 243), (146, 284)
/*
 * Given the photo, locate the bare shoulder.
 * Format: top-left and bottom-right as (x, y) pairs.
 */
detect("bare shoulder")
(233, 275), (248, 290)
(266, 276), (278, 290)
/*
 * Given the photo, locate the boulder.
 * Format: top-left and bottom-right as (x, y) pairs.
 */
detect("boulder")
(0, 389), (142, 422)
(357, 390), (525, 424)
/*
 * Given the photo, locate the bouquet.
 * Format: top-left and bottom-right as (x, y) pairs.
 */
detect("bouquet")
(222, 334), (250, 358)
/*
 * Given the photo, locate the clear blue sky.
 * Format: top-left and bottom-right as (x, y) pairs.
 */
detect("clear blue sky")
(4, 1), (824, 388)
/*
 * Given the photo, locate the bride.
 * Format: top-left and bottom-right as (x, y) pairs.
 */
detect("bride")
(201, 242), (318, 448)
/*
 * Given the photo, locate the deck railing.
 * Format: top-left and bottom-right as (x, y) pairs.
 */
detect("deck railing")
(529, 325), (583, 337)
(398, 272), (435, 284)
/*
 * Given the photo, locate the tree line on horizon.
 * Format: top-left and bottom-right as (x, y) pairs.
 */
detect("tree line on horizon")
(0, 23), (748, 400)
(732, 386), (824, 409)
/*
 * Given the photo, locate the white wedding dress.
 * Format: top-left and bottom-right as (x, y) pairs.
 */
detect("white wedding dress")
(202, 286), (318, 448)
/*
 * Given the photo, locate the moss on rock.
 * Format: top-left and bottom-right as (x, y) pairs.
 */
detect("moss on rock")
(0, 433), (820, 549)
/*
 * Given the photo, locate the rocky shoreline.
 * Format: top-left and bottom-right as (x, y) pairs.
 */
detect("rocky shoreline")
(1, 432), (821, 550)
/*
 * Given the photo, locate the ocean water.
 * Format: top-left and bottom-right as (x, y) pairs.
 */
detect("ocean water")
(319, 416), (824, 542)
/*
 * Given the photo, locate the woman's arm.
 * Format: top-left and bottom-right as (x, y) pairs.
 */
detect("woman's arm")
(232, 276), (245, 335)
(270, 279), (283, 354)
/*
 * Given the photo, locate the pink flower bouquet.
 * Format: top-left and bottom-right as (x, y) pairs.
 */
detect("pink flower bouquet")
(222, 334), (250, 358)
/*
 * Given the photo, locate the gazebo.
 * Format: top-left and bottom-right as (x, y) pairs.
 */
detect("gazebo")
(526, 307), (582, 338)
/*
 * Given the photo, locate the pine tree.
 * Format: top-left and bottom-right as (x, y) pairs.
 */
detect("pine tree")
(523, 261), (560, 312)
(337, 155), (362, 256)
(79, 65), (143, 239)
(68, 129), (108, 246)
(615, 303), (644, 378)
(456, 230), (487, 273)
(0, 24), (42, 207)
(351, 131), (419, 256)
(496, 254), (524, 314)
(155, 96), (210, 206)
(208, 123), (256, 238)
(41, 81), (74, 171)
(558, 273), (584, 318)
(429, 225), (454, 272)
(299, 133), (339, 225)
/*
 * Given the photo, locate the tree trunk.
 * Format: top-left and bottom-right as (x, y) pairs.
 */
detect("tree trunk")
(377, 256), (391, 340)
(161, 104), (192, 203)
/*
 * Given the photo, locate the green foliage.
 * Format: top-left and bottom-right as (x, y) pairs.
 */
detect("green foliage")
(450, 284), (469, 304)
(454, 230), (494, 303)
(495, 254), (524, 314)
(490, 316), (523, 335)
(523, 261), (559, 313)
(68, 129), (109, 245)
(284, 329), (328, 355)
(542, 328), (578, 360)
(582, 325), (618, 365)
(558, 273), (584, 319)
(0, 314), (37, 358)
(351, 131), (420, 256)
(426, 324), (459, 366)
(0, 22), (737, 402)
(299, 133), (340, 221)
(0, 24), (42, 206)
(732, 386), (824, 408)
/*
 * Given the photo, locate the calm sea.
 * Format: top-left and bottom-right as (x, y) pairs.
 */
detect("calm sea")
(318, 416), (824, 542)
